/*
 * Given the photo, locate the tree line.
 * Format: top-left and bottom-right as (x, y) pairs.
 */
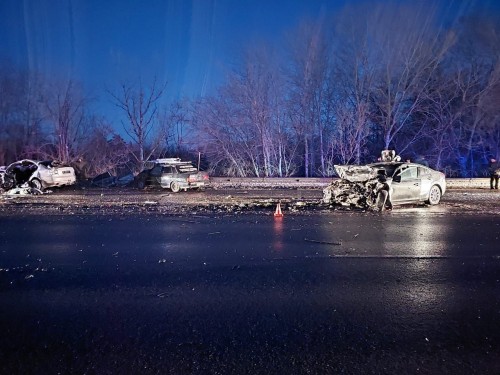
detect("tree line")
(1, 2), (499, 178)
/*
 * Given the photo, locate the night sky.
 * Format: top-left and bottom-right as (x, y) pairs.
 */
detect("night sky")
(0, 0), (345, 114)
(1, 0), (499, 127)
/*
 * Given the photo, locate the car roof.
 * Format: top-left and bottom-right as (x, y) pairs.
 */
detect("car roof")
(149, 158), (194, 166)
(365, 162), (435, 178)
(143, 159), (197, 171)
(368, 162), (430, 169)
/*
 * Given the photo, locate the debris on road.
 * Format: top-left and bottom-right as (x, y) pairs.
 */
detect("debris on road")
(3, 185), (45, 196)
(304, 238), (342, 245)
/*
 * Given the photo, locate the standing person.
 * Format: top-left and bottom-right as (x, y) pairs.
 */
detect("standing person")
(489, 158), (500, 190)
(375, 170), (393, 211)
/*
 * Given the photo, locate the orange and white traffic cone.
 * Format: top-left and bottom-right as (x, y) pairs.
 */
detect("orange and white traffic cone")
(274, 202), (283, 217)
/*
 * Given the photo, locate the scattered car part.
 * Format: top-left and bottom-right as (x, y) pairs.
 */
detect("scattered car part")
(90, 171), (133, 188)
(91, 171), (117, 187)
(4, 185), (44, 196)
(0, 166), (15, 191)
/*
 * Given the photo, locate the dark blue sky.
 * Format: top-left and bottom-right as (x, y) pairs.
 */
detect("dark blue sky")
(0, 0), (345, 114)
(1, 0), (499, 128)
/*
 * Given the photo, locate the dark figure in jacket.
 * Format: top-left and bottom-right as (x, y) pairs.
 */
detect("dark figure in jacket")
(375, 170), (393, 211)
(489, 158), (500, 190)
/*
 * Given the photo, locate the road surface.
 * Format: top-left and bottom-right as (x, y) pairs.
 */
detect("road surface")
(1, 202), (499, 374)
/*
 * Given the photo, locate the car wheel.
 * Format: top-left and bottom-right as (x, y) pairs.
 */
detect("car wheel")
(137, 180), (146, 189)
(427, 185), (441, 205)
(30, 178), (43, 191)
(170, 181), (180, 193)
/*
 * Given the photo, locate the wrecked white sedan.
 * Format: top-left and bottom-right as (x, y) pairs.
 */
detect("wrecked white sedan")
(0, 159), (76, 192)
(323, 162), (446, 209)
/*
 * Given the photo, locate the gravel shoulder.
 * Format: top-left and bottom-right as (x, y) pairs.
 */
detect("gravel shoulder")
(1, 184), (499, 216)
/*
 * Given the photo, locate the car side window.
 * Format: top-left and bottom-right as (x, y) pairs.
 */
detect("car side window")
(399, 167), (418, 181)
(418, 167), (430, 177)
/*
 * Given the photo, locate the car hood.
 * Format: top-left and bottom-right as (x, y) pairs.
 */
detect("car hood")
(334, 165), (379, 182)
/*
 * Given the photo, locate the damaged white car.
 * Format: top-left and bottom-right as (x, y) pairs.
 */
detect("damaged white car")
(135, 158), (209, 192)
(0, 159), (76, 193)
(323, 161), (446, 209)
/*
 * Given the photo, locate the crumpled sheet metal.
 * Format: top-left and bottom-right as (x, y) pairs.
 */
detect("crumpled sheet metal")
(323, 177), (379, 209)
(334, 165), (379, 182)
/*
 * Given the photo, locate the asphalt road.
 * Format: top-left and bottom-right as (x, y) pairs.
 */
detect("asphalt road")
(1, 201), (500, 374)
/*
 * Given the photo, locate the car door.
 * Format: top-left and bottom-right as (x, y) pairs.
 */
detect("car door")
(148, 165), (163, 185)
(159, 166), (175, 188)
(418, 166), (437, 200)
(391, 166), (421, 203)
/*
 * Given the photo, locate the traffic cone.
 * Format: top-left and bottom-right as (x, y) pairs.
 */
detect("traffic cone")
(274, 202), (283, 217)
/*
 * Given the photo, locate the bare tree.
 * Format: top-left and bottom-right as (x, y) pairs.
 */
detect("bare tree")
(286, 17), (331, 176)
(364, 2), (455, 154)
(479, 64), (500, 163)
(328, 6), (378, 167)
(0, 62), (26, 164)
(192, 43), (300, 177)
(42, 79), (86, 163)
(78, 117), (131, 178)
(192, 95), (249, 176)
(109, 78), (167, 168)
(439, 15), (500, 176)
(229, 44), (293, 177)
(157, 99), (190, 155)
(0, 62), (45, 164)
(417, 71), (461, 172)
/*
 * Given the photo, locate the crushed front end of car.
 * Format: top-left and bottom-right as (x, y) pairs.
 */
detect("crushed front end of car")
(323, 165), (384, 209)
